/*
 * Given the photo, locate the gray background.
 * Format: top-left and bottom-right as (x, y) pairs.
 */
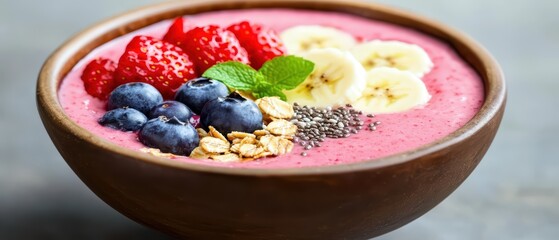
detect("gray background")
(1, 0), (557, 239)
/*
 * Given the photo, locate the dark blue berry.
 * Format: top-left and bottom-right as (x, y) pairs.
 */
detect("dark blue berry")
(138, 116), (199, 156)
(175, 77), (229, 114)
(98, 108), (147, 131)
(148, 100), (193, 123)
(200, 92), (263, 135)
(108, 82), (163, 114)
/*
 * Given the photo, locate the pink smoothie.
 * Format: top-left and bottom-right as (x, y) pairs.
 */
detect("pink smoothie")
(58, 9), (484, 168)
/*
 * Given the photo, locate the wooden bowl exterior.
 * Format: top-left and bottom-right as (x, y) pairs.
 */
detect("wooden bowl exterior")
(37, 0), (506, 239)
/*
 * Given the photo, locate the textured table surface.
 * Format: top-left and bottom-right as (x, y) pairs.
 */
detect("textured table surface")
(1, 0), (557, 239)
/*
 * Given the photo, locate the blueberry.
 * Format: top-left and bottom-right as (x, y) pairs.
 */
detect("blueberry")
(108, 82), (163, 114)
(200, 92), (263, 135)
(98, 108), (147, 131)
(148, 100), (193, 123)
(138, 116), (199, 156)
(175, 77), (229, 114)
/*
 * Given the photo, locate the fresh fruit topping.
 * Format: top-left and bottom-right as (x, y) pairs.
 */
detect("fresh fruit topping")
(199, 92), (263, 135)
(107, 82), (163, 115)
(352, 67), (430, 114)
(87, 21), (437, 161)
(138, 116), (199, 156)
(114, 35), (197, 99)
(283, 48), (366, 107)
(174, 77), (230, 114)
(148, 100), (193, 123)
(202, 55), (314, 100)
(181, 26), (250, 73)
(81, 58), (117, 99)
(98, 108), (147, 131)
(227, 21), (286, 69)
(162, 17), (188, 47)
(350, 40), (433, 77)
(280, 25), (356, 55)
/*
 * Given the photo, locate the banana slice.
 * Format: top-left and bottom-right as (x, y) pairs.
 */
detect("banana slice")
(352, 67), (431, 114)
(284, 48), (366, 107)
(280, 25), (357, 55)
(350, 40), (433, 77)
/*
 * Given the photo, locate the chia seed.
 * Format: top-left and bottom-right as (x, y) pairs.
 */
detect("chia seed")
(291, 104), (383, 153)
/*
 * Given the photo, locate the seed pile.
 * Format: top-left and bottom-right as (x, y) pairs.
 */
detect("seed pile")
(291, 103), (379, 155)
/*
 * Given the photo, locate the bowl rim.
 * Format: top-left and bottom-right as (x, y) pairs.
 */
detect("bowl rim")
(37, 0), (506, 176)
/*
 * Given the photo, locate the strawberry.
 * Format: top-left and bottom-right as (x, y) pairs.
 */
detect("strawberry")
(114, 35), (197, 99)
(81, 58), (117, 100)
(181, 25), (250, 73)
(227, 21), (286, 69)
(163, 17), (188, 47)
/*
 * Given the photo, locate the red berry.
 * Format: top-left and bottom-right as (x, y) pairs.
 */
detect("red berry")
(227, 21), (286, 69)
(114, 35), (197, 99)
(181, 25), (250, 73)
(81, 58), (117, 100)
(163, 17), (188, 47)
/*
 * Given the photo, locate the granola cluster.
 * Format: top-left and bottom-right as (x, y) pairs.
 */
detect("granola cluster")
(190, 97), (297, 162)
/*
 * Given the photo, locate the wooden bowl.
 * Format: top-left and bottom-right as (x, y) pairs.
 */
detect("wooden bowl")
(36, 0), (506, 239)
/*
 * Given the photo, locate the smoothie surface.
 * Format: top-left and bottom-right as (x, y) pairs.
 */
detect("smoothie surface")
(58, 9), (484, 168)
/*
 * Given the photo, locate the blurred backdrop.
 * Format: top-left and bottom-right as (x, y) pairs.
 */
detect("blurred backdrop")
(1, 0), (557, 239)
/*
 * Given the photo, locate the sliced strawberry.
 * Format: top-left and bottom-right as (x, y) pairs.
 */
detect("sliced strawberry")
(163, 17), (188, 47)
(114, 35), (197, 99)
(181, 25), (250, 73)
(81, 58), (117, 100)
(227, 21), (286, 69)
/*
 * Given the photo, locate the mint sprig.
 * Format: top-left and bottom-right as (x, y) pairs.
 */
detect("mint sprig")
(202, 56), (314, 101)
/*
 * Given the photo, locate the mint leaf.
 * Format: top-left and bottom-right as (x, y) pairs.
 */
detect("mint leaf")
(254, 90), (287, 101)
(259, 55), (314, 90)
(268, 89), (287, 101)
(252, 82), (287, 101)
(203, 61), (261, 90)
(201, 56), (314, 101)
